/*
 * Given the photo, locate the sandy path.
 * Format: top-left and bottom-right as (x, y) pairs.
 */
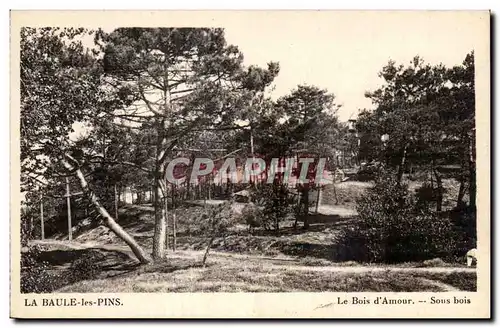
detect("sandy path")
(30, 240), (475, 274)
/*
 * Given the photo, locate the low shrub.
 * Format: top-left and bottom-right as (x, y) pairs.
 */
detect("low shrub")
(254, 184), (296, 232)
(20, 245), (53, 293)
(68, 252), (104, 282)
(337, 174), (464, 263)
(239, 202), (268, 231)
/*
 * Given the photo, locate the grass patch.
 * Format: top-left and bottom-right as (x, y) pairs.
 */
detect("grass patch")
(54, 251), (477, 293)
(420, 271), (477, 292)
(321, 181), (373, 207)
(280, 270), (440, 292)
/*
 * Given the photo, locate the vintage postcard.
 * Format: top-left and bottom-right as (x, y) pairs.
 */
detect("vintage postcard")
(10, 10), (490, 319)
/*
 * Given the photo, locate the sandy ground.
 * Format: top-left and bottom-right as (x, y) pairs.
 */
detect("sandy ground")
(31, 239), (475, 275)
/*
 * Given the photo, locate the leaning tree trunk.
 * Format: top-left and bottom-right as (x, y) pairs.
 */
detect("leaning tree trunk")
(62, 156), (150, 264)
(202, 236), (216, 267)
(457, 179), (466, 207)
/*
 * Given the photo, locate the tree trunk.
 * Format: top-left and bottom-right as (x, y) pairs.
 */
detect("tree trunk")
(152, 116), (167, 259)
(274, 186), (280, 233)
(114, 184), (119, 221)
(302, 189), (310, 230)
(152, 176), (167, 259)
(333, 180), (339, 205)
(397, 144), (408, 182)
(432, 165), (443, 213)
(469, 135), (476, 209)
(172, 183), (177, 252)
(65, 177), (72, 241)
(172, 211), (177, 252)
(430, 165), (434, 189)
(469, 169), (476, 209)
(457, 179), (466, 208)
(40, 194), (44, 240)
(315, 187), (321, 214)
(29, 214), (33, 239)
(202, 236), (216, 267)
(250, 128), (255, 185)
(163, 190), (169, 251)
(62, 157), (150, 264)
(293, 192), (300, 230)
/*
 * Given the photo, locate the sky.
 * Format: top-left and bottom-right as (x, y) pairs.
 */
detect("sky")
(80, 11), (486, 123)
(23, 11), (490, 193)
(220, 11), (484, 121)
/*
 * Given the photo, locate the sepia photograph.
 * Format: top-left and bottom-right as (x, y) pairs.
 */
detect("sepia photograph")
(10, 10), (490, 318)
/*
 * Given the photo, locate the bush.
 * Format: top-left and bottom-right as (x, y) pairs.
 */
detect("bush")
(354, 162), (383, 181)
(182, 202), (234, 236)
(251, 184), (296, 232)
(69, 252), (104, 281)
(196, 202), (235, 266)
(20, 216), (32, 247)
(448, 204), (476, 256)
(20, 245), (53, 293)
(239, 202), (268, 231)
(337, 174), (461, 263)
(21, 247), (109, 293)
(415, 182), (438, 206)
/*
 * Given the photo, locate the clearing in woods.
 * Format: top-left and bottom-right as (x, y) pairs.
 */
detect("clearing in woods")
(26, 180), (476, 293)
(29, 239), (476, 293)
